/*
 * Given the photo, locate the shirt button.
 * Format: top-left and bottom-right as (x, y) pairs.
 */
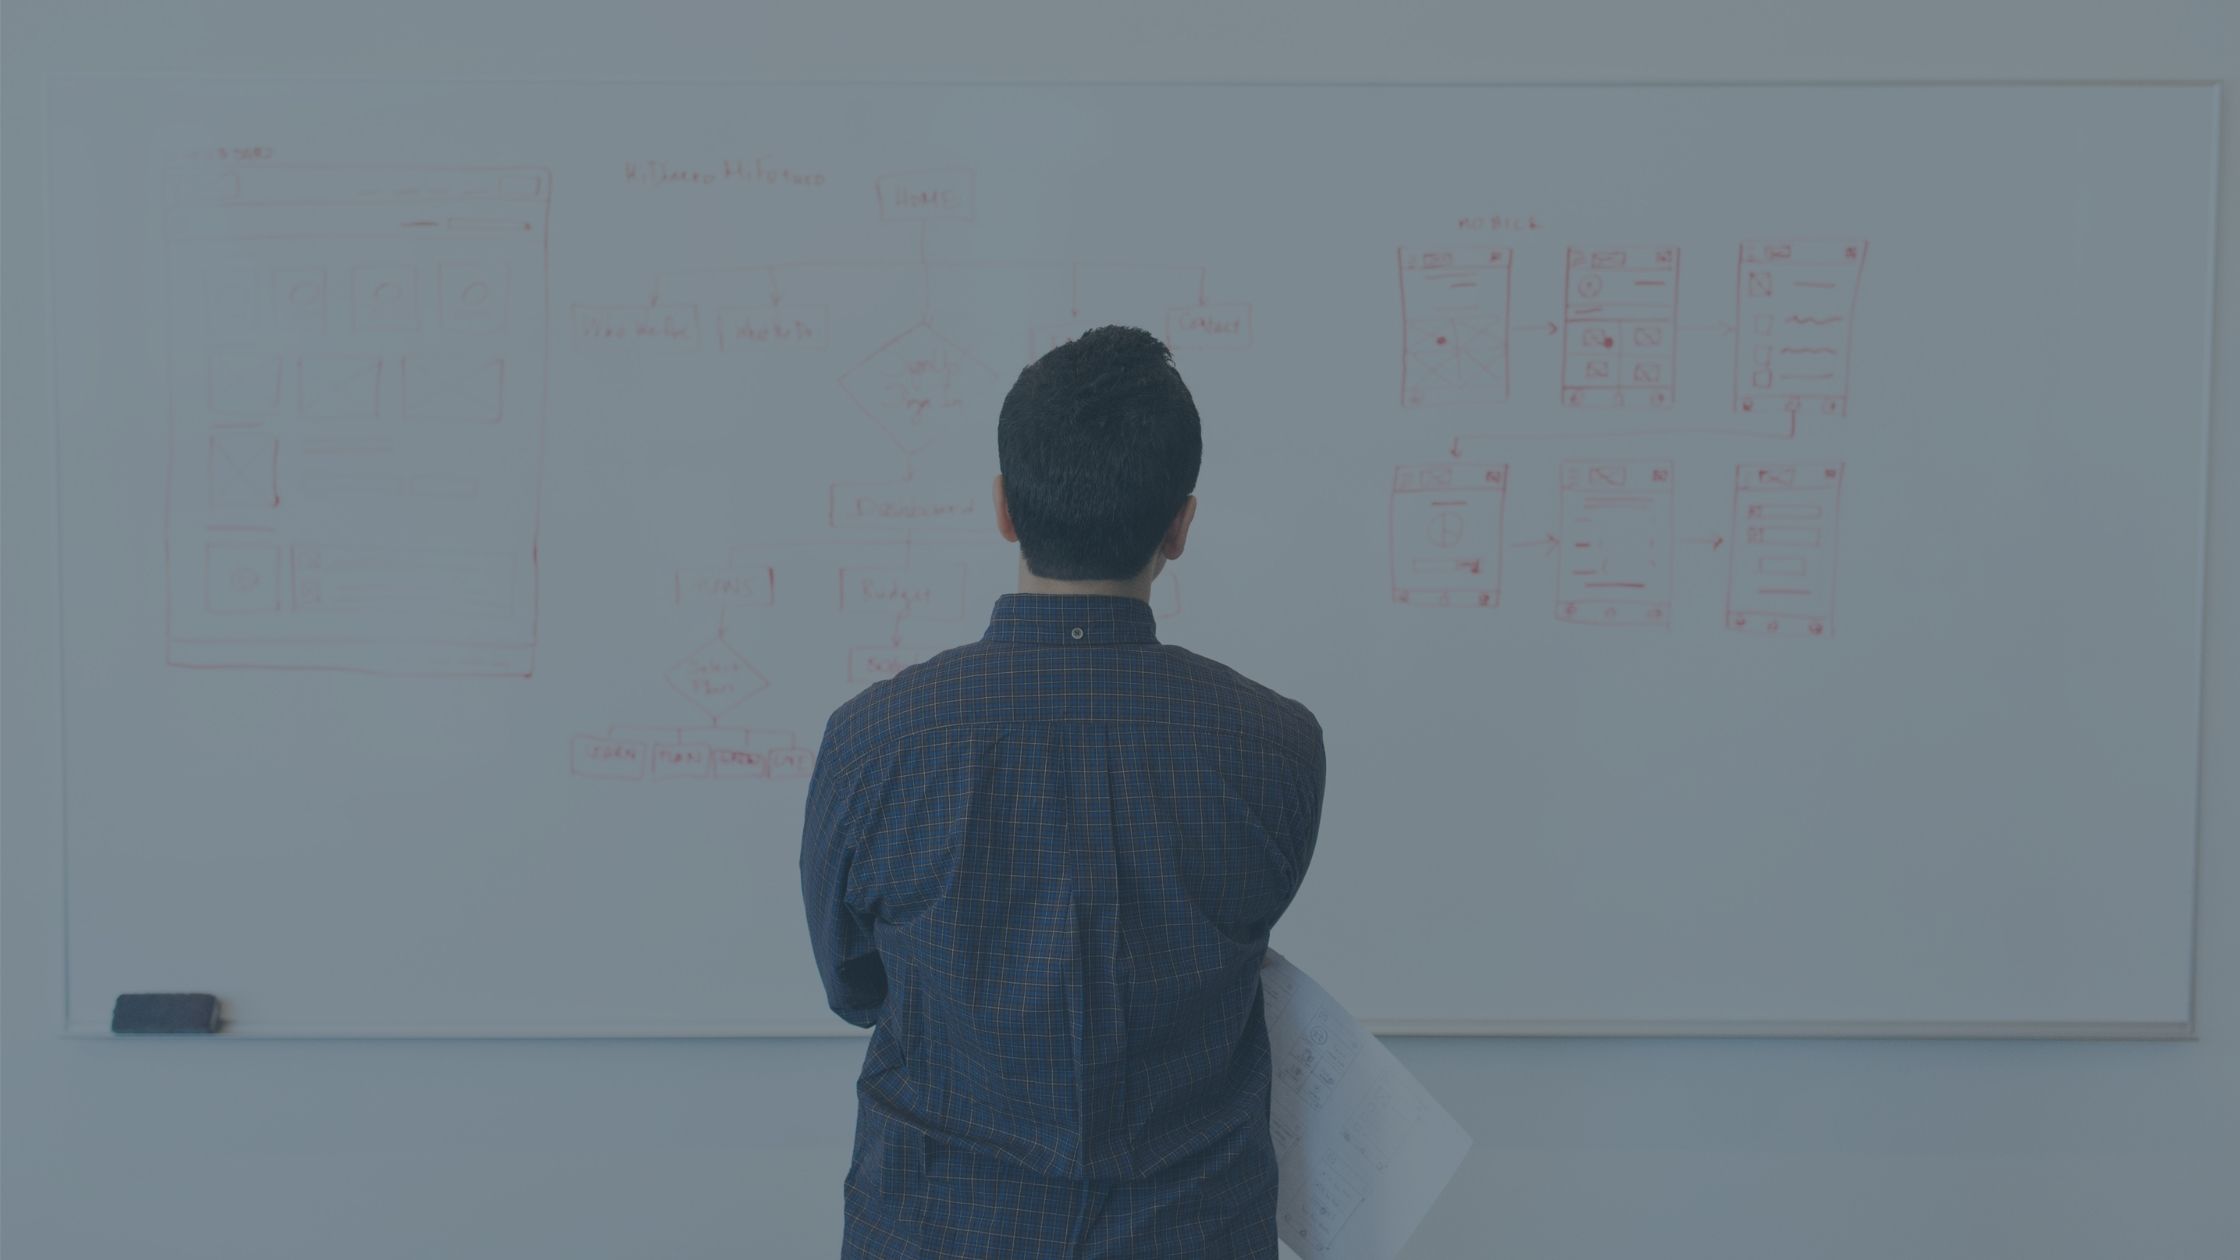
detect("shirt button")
(1070, 627), (1084, 640)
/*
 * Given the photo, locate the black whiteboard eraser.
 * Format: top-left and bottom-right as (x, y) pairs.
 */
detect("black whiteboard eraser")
(110, 993), (220, 1035)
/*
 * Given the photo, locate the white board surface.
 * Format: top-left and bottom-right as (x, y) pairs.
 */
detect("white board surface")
(43, 79), (2214, 1036)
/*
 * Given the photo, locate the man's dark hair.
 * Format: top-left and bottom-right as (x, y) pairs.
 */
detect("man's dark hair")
(997, 325), (1203, 581)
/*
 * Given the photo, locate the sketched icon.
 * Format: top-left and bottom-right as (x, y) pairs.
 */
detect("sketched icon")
(204, 542), (282, 614)
(440, 262), (508, 334)
(275, 267), (327, 334)
(207, 431), (277, 511)
(353, 263), (419, 333)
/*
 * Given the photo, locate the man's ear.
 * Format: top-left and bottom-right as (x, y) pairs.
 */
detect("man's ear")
(992, 474), (1020, 543)
(1161, 495), (1197, 561)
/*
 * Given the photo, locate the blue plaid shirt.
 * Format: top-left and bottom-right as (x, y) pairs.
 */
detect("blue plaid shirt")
(802, 593), (1325, 1258)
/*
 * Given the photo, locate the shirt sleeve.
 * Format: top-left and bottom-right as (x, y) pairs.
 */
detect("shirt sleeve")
(799, 723), (886, 1027)
(1288, 712), (1328, 901)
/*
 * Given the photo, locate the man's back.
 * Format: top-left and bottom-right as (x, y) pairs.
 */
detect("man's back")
(803, 592), (1324, 1257)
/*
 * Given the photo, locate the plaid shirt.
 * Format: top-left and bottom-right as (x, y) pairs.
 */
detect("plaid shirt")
(802, 593), (1325, 1258)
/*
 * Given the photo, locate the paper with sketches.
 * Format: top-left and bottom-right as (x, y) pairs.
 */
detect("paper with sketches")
(1265, 951), (1472, 1260)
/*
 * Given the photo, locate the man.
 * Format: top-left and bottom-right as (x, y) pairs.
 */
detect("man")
(800, 325), (1326, 1258)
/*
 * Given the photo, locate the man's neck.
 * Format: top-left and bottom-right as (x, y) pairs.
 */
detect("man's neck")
(1015, 560), (1155, 604)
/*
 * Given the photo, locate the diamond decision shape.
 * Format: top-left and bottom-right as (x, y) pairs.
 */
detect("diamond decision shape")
(666, 638), (768, 718)
(839, 322), (996, 454)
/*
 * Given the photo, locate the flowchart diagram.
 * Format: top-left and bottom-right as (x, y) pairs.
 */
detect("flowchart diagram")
(560, 167), (1210, 782)
(1401, 238), (1868, 437)
(1390, 231), (1864, 636)
(157, 160), (1869, 740)
(1389, 457), (1845, 636)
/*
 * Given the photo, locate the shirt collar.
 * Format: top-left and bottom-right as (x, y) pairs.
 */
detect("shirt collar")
(982, 593), (1161, 646)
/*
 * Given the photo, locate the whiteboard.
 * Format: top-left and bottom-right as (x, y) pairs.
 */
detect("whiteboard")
(44, 79), (2215, 1036)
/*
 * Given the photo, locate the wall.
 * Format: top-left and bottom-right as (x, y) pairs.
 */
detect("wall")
(5, 3), (2233, 1256)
